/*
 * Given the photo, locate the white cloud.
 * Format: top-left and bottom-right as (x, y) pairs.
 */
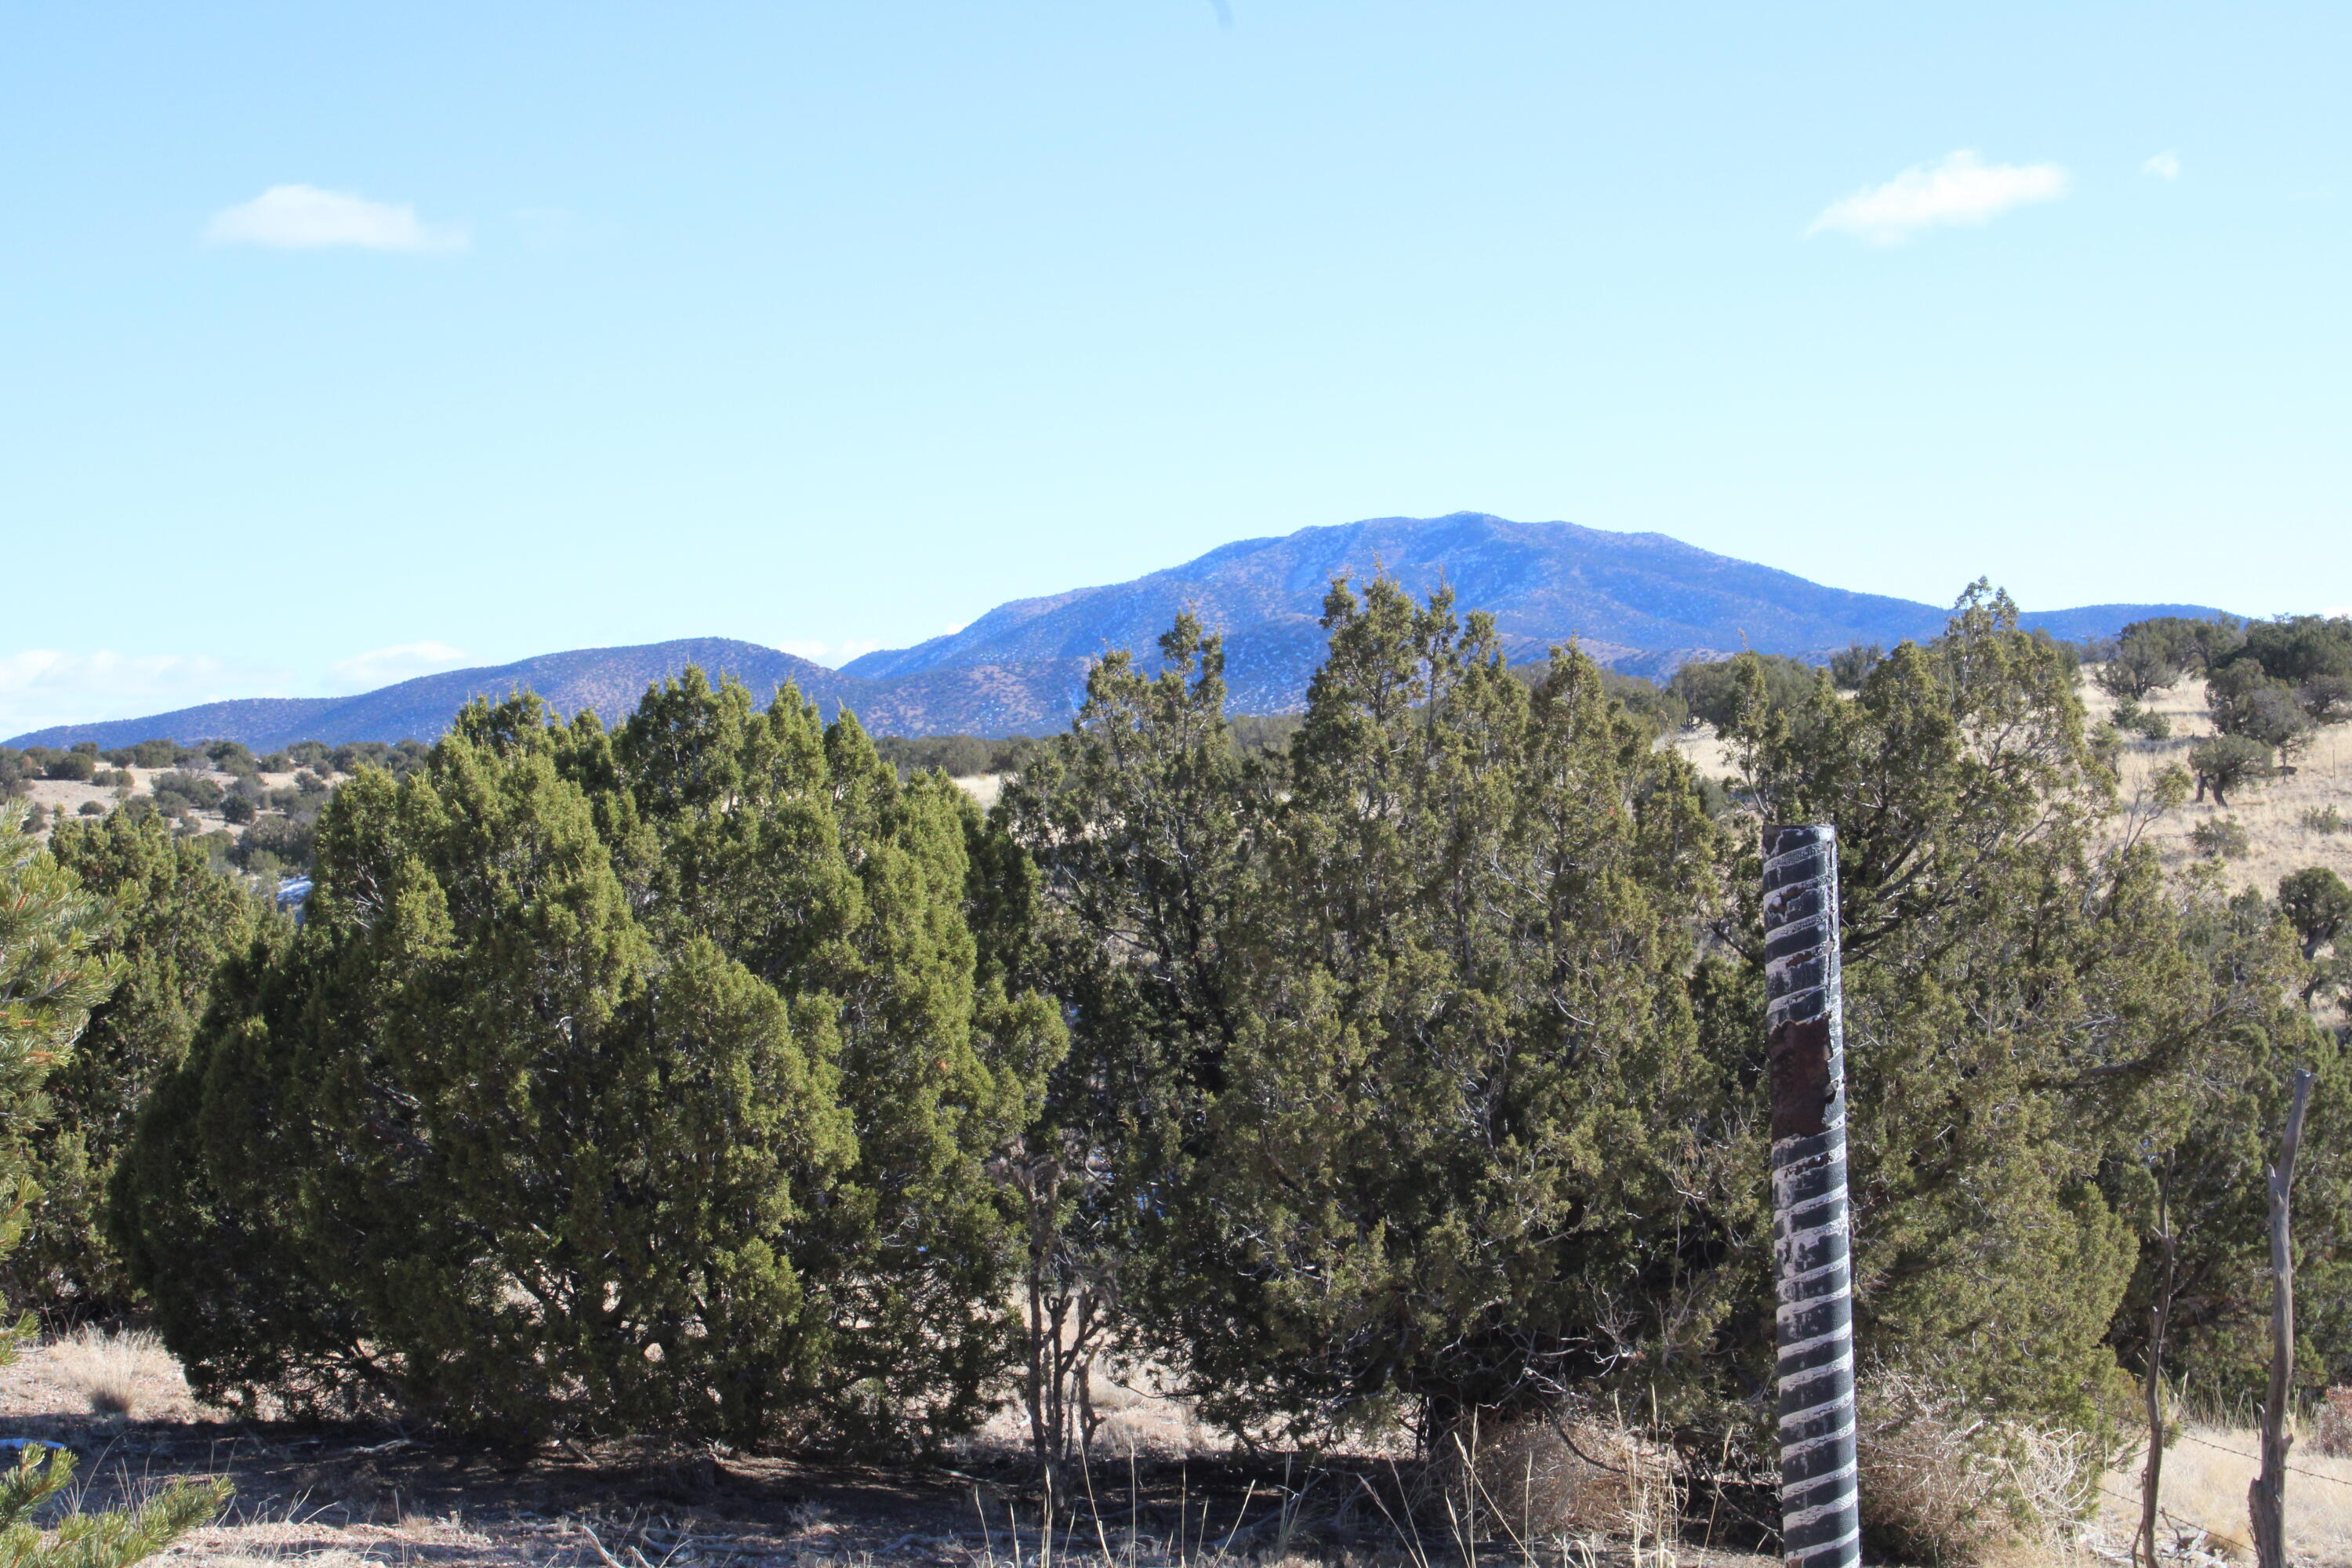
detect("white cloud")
(327, 642), (473, 691)
(1808, 150), (2068, 244)
(205, 184), (468, 252)
(0, 650), (293, 741)
(2143, 151), (2181, 180)
(776, 638), (885, 667)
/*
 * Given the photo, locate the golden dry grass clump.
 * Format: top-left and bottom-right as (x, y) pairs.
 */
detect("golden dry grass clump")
(1853, 1369), (2093, 1567)
(45, 1323), (187, 1418)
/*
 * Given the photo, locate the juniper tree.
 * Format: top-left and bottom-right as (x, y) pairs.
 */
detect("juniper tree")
(2278, 867), (2352, 964)
(114, 681), (1059, 1450)
(994, 615), (1265, 1461)
(2190, 734), (2276, 806)
(1010, 584), (1736, 1442)
(1720, 583), (2330, 1432)
(0, 802), (228, 1564)
(597, 674), (1061, 1447)
(6, 811), (261, 1313)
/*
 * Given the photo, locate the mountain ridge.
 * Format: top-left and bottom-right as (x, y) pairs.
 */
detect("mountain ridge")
(8, 513), (2232, 749)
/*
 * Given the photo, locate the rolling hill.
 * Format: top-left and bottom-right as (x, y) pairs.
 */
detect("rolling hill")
(8, 513), (2230, 749)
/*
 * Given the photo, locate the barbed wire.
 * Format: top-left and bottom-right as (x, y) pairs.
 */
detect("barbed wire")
(2172, 1427), (2352, 1489)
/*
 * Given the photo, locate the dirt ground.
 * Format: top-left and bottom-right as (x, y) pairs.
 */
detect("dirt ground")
(0, 1330), (1783, 1568)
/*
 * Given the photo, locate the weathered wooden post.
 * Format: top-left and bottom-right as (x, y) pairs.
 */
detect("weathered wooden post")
(2249, 1067), (2314, 1568)
(1762, 823), (1860, 1568)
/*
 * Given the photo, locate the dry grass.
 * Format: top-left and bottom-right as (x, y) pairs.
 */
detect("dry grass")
(2096, 672), (2352, 899)
(1439, 1411), (1682, 1555)
(1851, 1370), (2093, 1567)
(953, 773), (1007, 811)
(2317, 1388), (2352, 1460)
(43, 1324), (190, 1419)
(2098, 1424), (2352, 1565)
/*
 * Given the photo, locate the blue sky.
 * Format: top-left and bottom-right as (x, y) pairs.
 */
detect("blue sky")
(4, 2), (2347, 735)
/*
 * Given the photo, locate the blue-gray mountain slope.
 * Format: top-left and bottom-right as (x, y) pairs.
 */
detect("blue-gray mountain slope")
(9, 514), (2229, 748)
(843, 512), (2225, 713)
(9, 641), (869, 753)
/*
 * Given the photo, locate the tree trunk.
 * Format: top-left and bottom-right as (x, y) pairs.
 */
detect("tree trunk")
(2250, 1069), (2314, 1568)
(2140, 1164), (2176, 1568)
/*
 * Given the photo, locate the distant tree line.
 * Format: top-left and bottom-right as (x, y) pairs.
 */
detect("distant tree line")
(1, 591), (2346, 1490)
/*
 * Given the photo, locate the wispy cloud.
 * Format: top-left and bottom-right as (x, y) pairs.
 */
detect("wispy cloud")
(2143, 151), (2181, 180)
(205, 184), (468, 252)
(0, 650), (294, 742)
(1808, 150), (2068, 244)
(328, 642), (473, 691)
(776, 638), (884, 667)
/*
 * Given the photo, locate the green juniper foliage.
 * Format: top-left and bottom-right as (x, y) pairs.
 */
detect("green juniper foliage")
(4, 811), (262, 1314)
(2100, 886), (2350, 1406)
(1720, 583), (2336, 1431)
(86, 593), (2352, 1466)
(0, 802), (228, 1565)
(114, 678), (1060, 1450)
(1008, 586), (1736, 1441)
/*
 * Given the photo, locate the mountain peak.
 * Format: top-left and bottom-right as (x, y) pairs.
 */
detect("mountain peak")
(9, 515), (2234, 749)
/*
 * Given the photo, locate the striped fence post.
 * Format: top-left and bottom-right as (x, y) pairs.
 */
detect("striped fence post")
(1762, 823), (1860, 1568)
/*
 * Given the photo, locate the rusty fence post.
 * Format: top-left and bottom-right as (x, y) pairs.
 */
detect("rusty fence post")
(1762, 823), (1860, 1568)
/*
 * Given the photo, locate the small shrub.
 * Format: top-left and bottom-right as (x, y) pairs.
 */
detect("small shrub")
(149, 771), (223, 812)
(2192, 816), (2252, 860)
(2190, 734), (2276, 806)
(203, 741), (259, 776)
(1830, 642), (1884, 689)
(2132, 708), (2172, 741)
(2305, 804), (2346, 836)
(2317, 1387), (2352, 1458)
(1439, 1410), (1681, 1552)
(76, 800), (104, 817)
(42, 751), (96, 782)
(1856, 1370), (2092, 1566)
(127, 738), (190, 769)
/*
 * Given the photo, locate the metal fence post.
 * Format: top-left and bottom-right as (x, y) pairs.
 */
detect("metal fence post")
(1762, 823), (1860, 1568)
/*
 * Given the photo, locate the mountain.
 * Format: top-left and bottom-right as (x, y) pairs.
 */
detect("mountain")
(843, 511), (2226, 714)
(9, 640), (869, 754)
(8, 514), (2232, 749)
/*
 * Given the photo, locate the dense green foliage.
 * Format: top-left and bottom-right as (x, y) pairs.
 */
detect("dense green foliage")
(1671, 651), (1816, 728)
(113, 680), (1061, 1450)
(2097, 612), (2352, 779)
(32, 589), (2342, 1472)
(993, 583), (2343, 1459)
(2, 812), (262, 1313)
(1723, 588), (2336, 1427)
(872, 734), (1030, 778)
(1008, 590), (1731, 1439)
(0, 803), (228, 1563)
